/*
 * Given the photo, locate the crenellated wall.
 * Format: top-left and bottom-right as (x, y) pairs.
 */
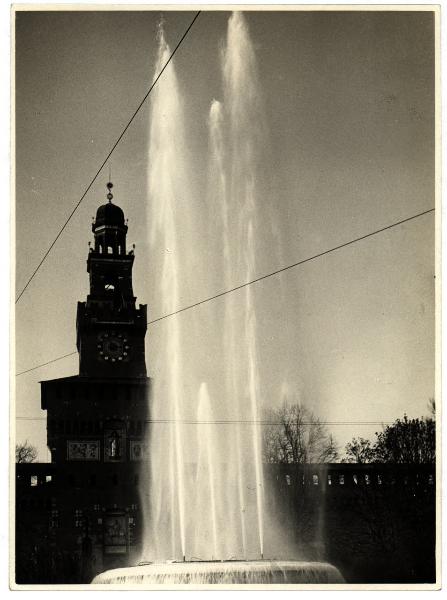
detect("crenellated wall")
(15, 462), (436, 584)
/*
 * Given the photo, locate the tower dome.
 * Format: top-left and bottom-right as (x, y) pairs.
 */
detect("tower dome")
(95, 202), (125, 227)
(91, 182), (128, 255)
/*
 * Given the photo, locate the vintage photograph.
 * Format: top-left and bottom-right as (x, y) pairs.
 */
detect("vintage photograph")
(13, 6), (438, 588)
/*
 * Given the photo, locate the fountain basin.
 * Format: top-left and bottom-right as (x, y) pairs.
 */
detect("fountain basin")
(92, 560), (344, 584)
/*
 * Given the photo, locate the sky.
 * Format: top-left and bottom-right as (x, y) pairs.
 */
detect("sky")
(14, 8), (436, 461)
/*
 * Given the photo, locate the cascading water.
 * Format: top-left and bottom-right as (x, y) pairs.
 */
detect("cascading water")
(194, 383), (220, 560)
(220, 11), (266, 559)
(144, 23), (188, 561)
(142, 12), (268, 564)
(93, 561), (345, 585)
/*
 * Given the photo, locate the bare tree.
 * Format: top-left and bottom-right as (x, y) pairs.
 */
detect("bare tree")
(16, 440), (38, 463)
(343, 437), (376, 463)
(262, 403), (339, 463)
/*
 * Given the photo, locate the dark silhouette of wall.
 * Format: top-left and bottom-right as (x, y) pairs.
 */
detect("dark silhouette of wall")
(15, 462), (435, 584)
(264, 463), (436, 583)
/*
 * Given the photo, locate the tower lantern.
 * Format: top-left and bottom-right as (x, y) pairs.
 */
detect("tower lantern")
(91, 182), (128, 256)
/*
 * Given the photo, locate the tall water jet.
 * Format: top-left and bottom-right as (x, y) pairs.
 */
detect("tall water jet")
(208, 98), (249, 560)
(140, 10), (308, 569)
(141, 9), (268, 562)
(145, 22), (189, 561)
(221, 10), (266, 557)
(195, 383), (219, 559)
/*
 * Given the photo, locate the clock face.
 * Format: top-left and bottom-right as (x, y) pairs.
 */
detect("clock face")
(97, 331), (131, 363)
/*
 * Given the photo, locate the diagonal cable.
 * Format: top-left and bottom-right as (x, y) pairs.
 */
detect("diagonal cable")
(15, 11), (201, 304)
(15, 207), (434, 377)
(147, 207), (435, 325)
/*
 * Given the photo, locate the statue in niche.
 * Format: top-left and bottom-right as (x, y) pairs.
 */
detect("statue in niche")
(108, 430), (121, 459)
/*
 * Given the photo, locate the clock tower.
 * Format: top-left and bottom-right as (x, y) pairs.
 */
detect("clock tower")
(76, 182), (147, 379)
(38, 183), (150, 577)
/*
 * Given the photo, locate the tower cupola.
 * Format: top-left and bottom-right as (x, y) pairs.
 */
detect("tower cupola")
(92, 183), (128, 255)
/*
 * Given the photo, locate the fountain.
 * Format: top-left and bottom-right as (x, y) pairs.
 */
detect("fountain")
(92, 560), (344, 584)
(93, 12), (344, 585)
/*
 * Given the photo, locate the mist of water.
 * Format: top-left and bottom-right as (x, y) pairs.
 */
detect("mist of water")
(143, 12), (277, 563)
(221, 10), (266, 558)
(144, 24), (188, 561)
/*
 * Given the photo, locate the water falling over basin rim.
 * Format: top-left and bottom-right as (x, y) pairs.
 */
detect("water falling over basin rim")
(92, 560), (345, 584)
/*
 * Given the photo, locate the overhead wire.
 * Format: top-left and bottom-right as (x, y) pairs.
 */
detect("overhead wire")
(16, 416), (394, 425)
(15, 11), (201, 304)
(15, 207), (434, 377)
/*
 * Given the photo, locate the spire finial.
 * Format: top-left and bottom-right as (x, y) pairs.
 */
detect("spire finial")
(106, 181), (113, 204)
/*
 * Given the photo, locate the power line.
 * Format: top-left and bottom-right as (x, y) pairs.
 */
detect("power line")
(16, 352), (78, 376)
(15, 11), (201, 305)
(148, 207), (434, 325)
(16, 416), (393, 425)
(14, 206), (434, 377)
